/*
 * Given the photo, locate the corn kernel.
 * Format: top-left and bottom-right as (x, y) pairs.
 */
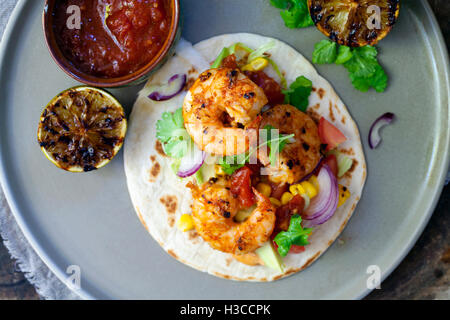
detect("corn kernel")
(338, 185), (351, 208)
(251, 58), (269, 71)
(242, 57), (269, 72)
(269, 197), (281, 207)
(289, 185), (297, 195)
(281, 192), (294, 205)
(177, 214), (194, 232)
(256, 183), (272, 198)
(215, 164), (225, 176)
(241, 64), (252, 72)
(289, 184), (306, 196)
(300, 181), (318, 199)
(309, 176), (320, 192)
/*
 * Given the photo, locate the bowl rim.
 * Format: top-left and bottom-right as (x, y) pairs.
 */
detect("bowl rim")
(42, 0), (180, 88)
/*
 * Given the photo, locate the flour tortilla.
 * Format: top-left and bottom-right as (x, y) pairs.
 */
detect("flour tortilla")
(124, 33), (366, 281)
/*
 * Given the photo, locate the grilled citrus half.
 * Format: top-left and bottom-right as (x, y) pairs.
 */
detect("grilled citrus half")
(308, 0), (400, 47)
(37, 86), (127, 172)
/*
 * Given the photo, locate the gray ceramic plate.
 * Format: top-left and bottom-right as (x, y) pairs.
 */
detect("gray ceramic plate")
(0, 0), (448, 299)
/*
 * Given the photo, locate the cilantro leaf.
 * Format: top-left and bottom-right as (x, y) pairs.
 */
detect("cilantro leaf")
(272, 0), (314, 29)
(312, 40), (337, 64)
(163, 138), (189, 159)
(369, 66), (388, 93)
(274, 214), (313, 257)
(335, 45), (353, 65)
(283, 75), (312, 112)
(311, 40), (388, 93)
(349, 65), (388, 93)
(343, 45), (378, 78)
(343, 46), (387, 92)
(218, 155), (246, 175)
(156, 108), (190, 158)
(156, 108), (183, 142)
(270, 0), (289, 9)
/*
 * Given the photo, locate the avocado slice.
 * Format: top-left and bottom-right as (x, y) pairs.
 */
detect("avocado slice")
(256, 242), (284, 272)
(234, 205), (256, 222)
(201, 162), (217, 182)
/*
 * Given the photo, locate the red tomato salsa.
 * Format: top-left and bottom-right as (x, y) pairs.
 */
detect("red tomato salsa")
(244, 70), (285, 106)
(230, 166), (256, 208)
(53, 0), (172, 78)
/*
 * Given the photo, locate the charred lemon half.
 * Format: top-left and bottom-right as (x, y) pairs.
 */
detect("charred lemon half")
(37, 86), (127, 172)
(308, 0), (400, 47)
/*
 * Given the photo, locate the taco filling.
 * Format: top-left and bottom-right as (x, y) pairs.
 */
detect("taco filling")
(125, 34), (366, 281)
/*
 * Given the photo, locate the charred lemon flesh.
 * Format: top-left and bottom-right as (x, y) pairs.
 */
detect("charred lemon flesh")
(37, 86), (127, 172)
(308, 0), (400, 47)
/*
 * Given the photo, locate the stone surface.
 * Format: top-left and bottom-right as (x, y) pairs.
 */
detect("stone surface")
(0, 235), (39, 299)
(0, 0), (448, 300)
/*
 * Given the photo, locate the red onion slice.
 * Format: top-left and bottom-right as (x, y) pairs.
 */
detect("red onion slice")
(368, 112), (396, 149)
(148, 74), (187, 101)
(303, 165), (339, 227)
(177, 144), (206, 178)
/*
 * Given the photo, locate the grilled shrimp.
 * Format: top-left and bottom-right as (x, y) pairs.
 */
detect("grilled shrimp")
(190, 177), (276, 255)
(259, 104), (321, 184)
(183, 68), (268, 156)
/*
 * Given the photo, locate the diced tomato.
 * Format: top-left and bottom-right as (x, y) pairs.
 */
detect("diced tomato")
(244, 70), (285, 106)
(246, 163), (262, 175)
(275, 195), (305, 232)
(318, 117), (347, 151)
(322, 154), (338, 177)
(290, 245), (306, 253)
(248, 163), (264, 186)
(231, 166), (255, 208)
(270, 182), (288, 200)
